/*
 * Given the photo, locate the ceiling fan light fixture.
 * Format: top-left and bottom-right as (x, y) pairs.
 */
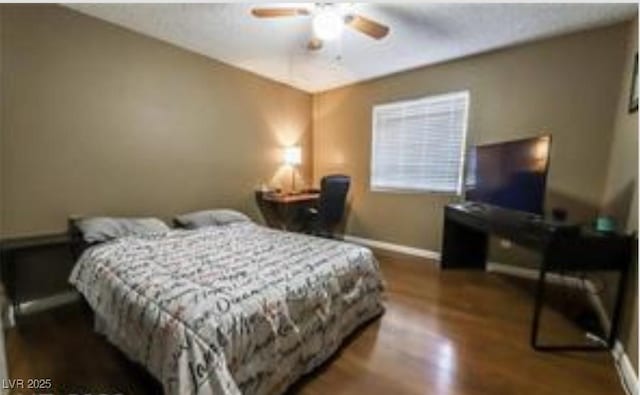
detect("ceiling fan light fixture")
(312, 9), (343, 41)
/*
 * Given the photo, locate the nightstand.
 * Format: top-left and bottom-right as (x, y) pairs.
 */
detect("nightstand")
(0, 233), (76, 321)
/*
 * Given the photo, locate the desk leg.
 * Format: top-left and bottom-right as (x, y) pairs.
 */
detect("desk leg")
(607, 263), (630, 349)
(441, 216), (488, 269)
(530, 259), (548, 350)
(531, 255), (617, 352)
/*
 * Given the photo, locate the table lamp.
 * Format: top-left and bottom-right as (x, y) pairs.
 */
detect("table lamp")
(284, 146), (302, 192)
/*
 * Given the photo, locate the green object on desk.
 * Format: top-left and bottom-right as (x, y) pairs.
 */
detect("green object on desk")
(595, 216), (616, 233)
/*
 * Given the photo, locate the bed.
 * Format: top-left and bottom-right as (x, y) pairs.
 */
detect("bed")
(69, 220), (385, 395)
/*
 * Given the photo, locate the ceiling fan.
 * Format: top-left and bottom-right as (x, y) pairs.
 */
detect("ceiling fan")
(251, 4), (390, 51)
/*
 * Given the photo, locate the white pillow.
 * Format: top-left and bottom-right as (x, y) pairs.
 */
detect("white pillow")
(174, 209), (251, 229)
(77, 217), (170, 243)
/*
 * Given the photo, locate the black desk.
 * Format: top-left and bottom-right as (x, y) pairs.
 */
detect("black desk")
(441, 202), (634, 351)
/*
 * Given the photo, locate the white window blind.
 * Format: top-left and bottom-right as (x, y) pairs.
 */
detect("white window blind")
(371, 91), (470, 194)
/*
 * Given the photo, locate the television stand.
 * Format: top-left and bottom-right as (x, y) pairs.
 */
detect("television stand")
(441, 202), (633, 351)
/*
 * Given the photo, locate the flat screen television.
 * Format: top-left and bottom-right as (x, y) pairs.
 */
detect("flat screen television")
(465, 135), (551, 215)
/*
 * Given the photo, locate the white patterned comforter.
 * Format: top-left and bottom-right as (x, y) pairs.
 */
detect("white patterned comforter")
(69, 222), (385, 395)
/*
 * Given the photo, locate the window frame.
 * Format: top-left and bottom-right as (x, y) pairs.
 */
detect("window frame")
(369, 90), (470, 195)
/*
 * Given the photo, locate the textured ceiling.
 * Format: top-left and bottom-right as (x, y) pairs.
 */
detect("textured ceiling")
(67, 3), (638, 93)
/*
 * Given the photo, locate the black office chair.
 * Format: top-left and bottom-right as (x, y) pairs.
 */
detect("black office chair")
(304, 175), (350, 238)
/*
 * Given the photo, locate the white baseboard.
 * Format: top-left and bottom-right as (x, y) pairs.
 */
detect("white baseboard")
(613, 341), (639, 395)
(343, 234), (636, 394)
(342, 235), (440, 262)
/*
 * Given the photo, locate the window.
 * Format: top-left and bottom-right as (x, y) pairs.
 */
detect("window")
(370, 91), (469, 194)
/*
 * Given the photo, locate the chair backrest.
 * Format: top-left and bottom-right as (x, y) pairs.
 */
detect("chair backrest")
(318, 175), (351, 226)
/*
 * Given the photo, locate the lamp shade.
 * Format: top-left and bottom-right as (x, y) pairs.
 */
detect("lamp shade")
(283, 146), (302, 166)
(312, 9), (343, 41)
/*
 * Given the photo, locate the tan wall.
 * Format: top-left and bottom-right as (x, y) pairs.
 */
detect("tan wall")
(602, 18), (638, 371)
(0, 5), (313, 237)
(0, 5), (8, 386)
(1, 3), (636, 369)
(313, 23), (629, 257)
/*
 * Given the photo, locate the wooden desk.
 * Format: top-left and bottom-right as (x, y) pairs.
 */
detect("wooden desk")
(262, 192), (320, 203)
(256, 191), (319, 231)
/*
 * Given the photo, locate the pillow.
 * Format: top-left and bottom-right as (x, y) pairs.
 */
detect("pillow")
(174, 209), (251, 229)
(77, 217), (170, 243)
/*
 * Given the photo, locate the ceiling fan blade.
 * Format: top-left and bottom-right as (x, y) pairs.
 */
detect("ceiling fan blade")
(251, 8), (310, 18)
(307, 38), (323, 51)
(345, 14), (390, 40)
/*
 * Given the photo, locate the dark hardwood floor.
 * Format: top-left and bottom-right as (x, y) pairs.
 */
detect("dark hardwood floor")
(7, 250), (625, 395)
